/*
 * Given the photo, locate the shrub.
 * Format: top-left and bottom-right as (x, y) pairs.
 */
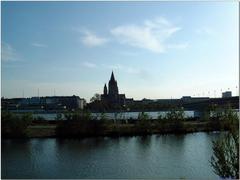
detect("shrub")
(2, 111), (32, 137)
(200, 110), (210, 122)
(34, 116), (45, 121)
(64, 111), (92, 121)
(55, 113), (63, 120)
(56, 111), (107, 137)
(210, 106), (239, 179)
(165, 107), (185, 132)
(165, 107), (185, 121)
(136, 112), (152, 134)
(211, 131), (239, 179)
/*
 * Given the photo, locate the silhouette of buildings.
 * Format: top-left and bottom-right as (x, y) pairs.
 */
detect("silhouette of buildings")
(1, 95), (86, 112)
(101, 71), (126, 106)
(222, 91), (232, 98)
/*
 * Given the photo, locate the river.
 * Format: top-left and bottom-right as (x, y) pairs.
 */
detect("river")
(2, 132), (221, 179)
(29, 111), (195, 120)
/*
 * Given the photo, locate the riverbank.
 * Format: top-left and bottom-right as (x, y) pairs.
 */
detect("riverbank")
(16, 120), (228, 138)
(3, 109), (236, 138)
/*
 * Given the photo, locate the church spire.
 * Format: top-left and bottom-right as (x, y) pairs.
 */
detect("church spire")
(110, 71), (115, 82)
(108, 71), (119, 95)
(104, 83), (107, 95)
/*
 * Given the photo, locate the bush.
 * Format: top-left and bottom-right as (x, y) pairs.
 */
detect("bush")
(34, 116), (45, 121)
(157, 118), (169, 131)
(56, 120), (105, 137)
(210, 106), (239, 179)
(64, 111), (92, 121)
(211, 131), (239, 178)
(165, 107), (185, 132)
(55, 113), (63, 120)
(136, 112), (152, 134)
(99, 112), (111, 124)
(209, 104), (239, 131)
(165, 107), (185, 121)
(56, 111), (106, 137)
(2, 111), (32, 137)
(200, 110), (210, 122)
(219, 105), (239, 131)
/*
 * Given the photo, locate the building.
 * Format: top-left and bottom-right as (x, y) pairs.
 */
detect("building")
(1, 95), (86, 112)
(181, 96), (210, 103)
(101, 71), (126, 106)
(222, 91), (232, 98)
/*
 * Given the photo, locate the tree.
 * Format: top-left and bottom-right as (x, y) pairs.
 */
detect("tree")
(64, 110), (92, 121)
(136, 112), (152, 133)
(100, 112), (108, 121)
(210, 106), (239, 179)
(165, 107), (185, 121)
(56, 110), (107, 137)
(165, 107), (185, 132)
(55, 113), (63, 120)
(211, 131), (239, 179)
(90, 93), (101, 102)
(2, 111), (32, 137)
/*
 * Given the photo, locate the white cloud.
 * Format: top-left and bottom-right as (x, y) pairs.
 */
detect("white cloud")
(82, 61), (97, 68)
(1, 42), (19, 62)
(31, 43), (48, 48)
(81, 30), (108, 47)
(110, 17), (182, 53)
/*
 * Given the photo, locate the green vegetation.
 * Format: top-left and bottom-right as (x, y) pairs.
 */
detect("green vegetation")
(165, 107), (185, 132)
(90, 93), (101, 102)
(136, 112), (152, 134)
(200, 110), (210, 122)
(2, 111), (32, 137)
(2, 105), (238, 139)
(56, 111), (106, 137)
(34, 116), (45, 121)
(64, 110), (92, 121)
(210, 105), (239, 179)
(211, 132), (239, 179)
(133, 108), (186, 135)
(55, 113), (63, 120)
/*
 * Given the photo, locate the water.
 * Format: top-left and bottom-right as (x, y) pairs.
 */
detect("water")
(2, 132), (221, 179)
(92, 110), (195, 120)
(30, 111), (195, 120)
(12, 109), (240, 120)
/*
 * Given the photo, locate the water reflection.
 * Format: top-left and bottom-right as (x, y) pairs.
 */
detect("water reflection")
(136, 136), (152, 150)
(2, 133), (220, 179)
(2, 139), (33, 178)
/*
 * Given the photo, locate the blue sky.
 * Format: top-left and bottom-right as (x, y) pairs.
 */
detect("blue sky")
(1, 1), (239, 101)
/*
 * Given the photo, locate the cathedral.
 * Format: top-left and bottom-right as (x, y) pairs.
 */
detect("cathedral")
(101, 71), (126, 106)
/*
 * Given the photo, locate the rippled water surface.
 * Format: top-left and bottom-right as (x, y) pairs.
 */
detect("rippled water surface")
(2, 132), (221, 179)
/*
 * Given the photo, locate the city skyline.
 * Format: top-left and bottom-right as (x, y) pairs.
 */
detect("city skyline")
(2, 1), (239, 102)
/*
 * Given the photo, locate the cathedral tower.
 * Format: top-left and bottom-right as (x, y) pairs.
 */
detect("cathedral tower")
(101, 71), (125, 107)
(104, 83), (107, 95)
(108, 71), (119, 96)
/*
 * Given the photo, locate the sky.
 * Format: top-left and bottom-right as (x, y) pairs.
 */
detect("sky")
(1, 1), (239, 102)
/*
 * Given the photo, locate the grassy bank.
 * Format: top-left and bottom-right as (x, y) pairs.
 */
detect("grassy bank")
(8, 119), (231, 138)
